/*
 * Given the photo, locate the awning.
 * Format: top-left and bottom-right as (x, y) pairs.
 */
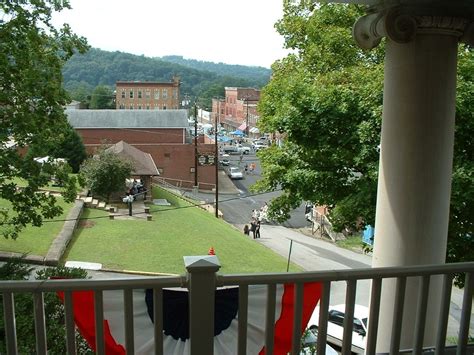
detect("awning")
(250, 127), (260, 133)
(230, 130), (244, 136)
(238, 122), (247, 131)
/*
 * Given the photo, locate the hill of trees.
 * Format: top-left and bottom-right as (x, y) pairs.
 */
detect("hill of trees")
(160, 55), (271, 86)
(63, 48), (271, 109)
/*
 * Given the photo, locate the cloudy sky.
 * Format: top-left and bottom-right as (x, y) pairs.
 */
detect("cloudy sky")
(52, 0), (289, 68)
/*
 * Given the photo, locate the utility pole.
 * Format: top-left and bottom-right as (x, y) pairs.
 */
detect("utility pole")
(214, 101), (219, 218)
(194, 103), (198, 189)
(245, 97), (249, 138)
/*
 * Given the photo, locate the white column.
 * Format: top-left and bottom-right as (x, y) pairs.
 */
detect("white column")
(372, 19), (460, 351)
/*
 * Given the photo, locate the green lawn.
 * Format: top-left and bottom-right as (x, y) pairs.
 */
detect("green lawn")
(64, 187), (302, 274)
(0, 198), (74, 255)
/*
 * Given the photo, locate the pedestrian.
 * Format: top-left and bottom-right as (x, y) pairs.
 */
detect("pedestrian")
(250, 219), (257, 239)
(244, 163), (248, 174)
(255, 220), (261, 239)
(243, 224), (249, 236)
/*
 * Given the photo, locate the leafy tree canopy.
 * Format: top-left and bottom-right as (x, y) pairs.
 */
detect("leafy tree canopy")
(89, 85), (114, 109)
(79, 147), (133, 203)
(0, 0), (88, 239)
(255, 2), (473, 274)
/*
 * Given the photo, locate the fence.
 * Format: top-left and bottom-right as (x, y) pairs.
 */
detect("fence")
(0, 257), (472, 354)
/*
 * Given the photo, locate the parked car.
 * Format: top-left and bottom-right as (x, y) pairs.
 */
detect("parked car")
(252, 141), (268, 151)
(220, 154), (230, 166)
(223, 146), (238, 154)
(227, 166), (243, 180)
(237, 145), (251, 154)
(307, 304), (368, 354)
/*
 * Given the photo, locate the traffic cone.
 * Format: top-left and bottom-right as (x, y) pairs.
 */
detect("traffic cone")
(208, 247), (215, 255)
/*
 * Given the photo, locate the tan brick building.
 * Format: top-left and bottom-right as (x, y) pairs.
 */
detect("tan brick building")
(115, 77), (180, 110)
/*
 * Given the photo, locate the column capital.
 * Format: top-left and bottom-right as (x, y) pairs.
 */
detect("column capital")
(353, 5), (474, 49)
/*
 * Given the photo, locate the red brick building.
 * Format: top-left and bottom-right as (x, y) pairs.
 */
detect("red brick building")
(67, 109), (216, 190)
(212, 87), (260, 136)
(115, 77), (180, 110)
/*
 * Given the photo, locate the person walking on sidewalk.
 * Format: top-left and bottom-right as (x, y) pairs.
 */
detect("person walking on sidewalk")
(255, 220), (261, 239)
(250, 219), (257, 239)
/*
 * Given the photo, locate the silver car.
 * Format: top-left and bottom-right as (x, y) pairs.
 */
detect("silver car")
(228, 166), (243, 179)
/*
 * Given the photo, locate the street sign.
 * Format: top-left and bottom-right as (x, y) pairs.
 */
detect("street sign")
(198, 154), (216, 166)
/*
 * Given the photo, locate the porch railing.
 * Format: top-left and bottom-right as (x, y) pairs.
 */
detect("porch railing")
(0, 258), (472, 354)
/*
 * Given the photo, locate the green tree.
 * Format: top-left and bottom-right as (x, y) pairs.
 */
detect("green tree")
(0, 257), (91, 354)
(0, 1), (89, 239)
(89, 85), (114, 109)
(79, 147), (133, 202)
(51, 125), (88, 173)
(26, 124), (87, 174)
(255, 2), (473, 276)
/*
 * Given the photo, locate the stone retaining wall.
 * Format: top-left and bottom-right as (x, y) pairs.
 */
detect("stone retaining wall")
(0, 199), (84, 266)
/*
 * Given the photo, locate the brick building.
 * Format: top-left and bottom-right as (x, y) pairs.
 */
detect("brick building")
(115, 77), (180, 110)
(67, 109), (216, 190)
(212, 87), (260, 136)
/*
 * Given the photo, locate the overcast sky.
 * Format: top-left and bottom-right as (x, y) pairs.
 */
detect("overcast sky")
(52, 0), (289, 68)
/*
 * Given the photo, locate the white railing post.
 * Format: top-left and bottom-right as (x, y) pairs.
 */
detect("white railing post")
(184, 255), (221, 355)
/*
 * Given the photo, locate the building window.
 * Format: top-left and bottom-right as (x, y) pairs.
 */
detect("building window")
(162, 89), (168, 99)
(129, 104), (134, 110)
(173, 89), (177, 99)
(145, 90), (151, 99)
(121, 90), (125, 99)
(163, 105), (167, 110)
(129, 90), (134, 99)
(154, 89), (160, 99)
(138, 104), (142, 110)
(146, 104), (150, 110)
(138, 90), (142, 99)
(119, 103), (125, 109)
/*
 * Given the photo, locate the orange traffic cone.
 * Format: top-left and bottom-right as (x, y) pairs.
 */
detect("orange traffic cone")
(208, 247), (215, 255)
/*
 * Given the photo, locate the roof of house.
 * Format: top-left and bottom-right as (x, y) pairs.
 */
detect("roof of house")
(105, 141), (159, 176)
(66, 109), (189, 129)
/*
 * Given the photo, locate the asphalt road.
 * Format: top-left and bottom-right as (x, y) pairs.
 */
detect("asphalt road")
(214, 150), (308, 228)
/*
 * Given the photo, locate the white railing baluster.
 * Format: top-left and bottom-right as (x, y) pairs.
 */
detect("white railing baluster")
(435, 273), (453, 355)
(153, 287), (164, 355)
(185, 255), (221, 355)
(341, 279), (356, 354)
(94, 290), (105, 355)
(316, 281), (331, 355)
(265, 283), (277, 355)
(33, 292), (47, 354)
(456, 272), (473, 355)
(366, 277), (382, 355)
(124, 289), (135, 354)
(237, 284), (248, 355)
(3, 292), (18, 355)
(290, 283), (304, 355)
(413, 275), (431, 354)
(390, 276), (407, 354)
(64, 291), (76, 354)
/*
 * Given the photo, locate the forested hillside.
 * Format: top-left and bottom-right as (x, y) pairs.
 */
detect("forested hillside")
(160, 55), (271, 86)
(63, 48), (270, 108)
